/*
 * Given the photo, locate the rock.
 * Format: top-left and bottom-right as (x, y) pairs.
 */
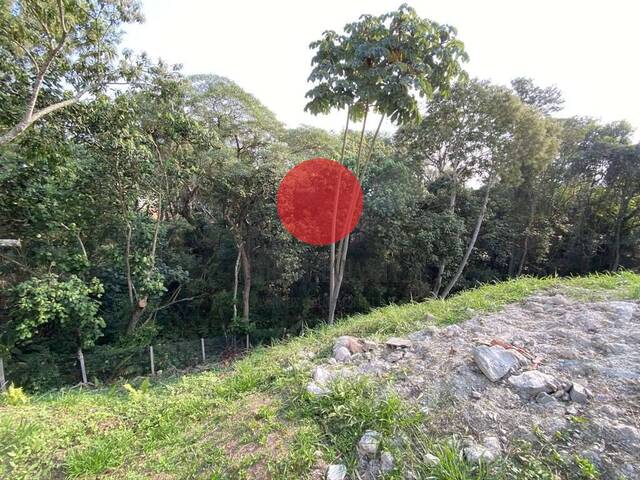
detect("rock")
(569, 382), (592, 403)
(464, 436), (501, 464)
(470, 390), (482, 400)
(424, 453), (440, 466)
(386, 350), (404, 363)
(508, 370), (559, 397)
(535, 392), (556, 406)
(362, 339), (378, 351)
(335, 336), (364, 354)
(326, 464), (347, 480)
(443, 325), (463, 337)
(386, 337), (413, 349)
(307, 382), (329, 396)
(380, 451), (394, 472)
(333, 346), (352, 363)
(313, 366), (333, 385)
(357, 430), (381, 459)
(473, 345), (520, 382)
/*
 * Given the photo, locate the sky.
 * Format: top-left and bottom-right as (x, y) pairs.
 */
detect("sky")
(123, 0), (640, 139)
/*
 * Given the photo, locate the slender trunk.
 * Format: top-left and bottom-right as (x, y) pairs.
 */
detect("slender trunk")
(328, 107), (352, 324)
(239, 243), (251, 323)
(441, 184), (492, 299)
(432, 178), (457, 296)
(516, 200), (537, 276)
(77, 347), (88, 385)
(125, 222), (134, 305)
(232, 245), (241, 320)
(610, 195), (630, 271)
(327, 110), (383, 324)
(126, 198), (162, 334)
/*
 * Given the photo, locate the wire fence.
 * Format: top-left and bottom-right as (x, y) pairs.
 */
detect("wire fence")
(0, 334), (263, 393)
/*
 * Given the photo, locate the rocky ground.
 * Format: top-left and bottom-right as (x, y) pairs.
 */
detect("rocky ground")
(307, 290), (640, 480)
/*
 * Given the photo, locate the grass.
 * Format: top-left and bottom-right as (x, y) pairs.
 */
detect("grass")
(1, 271), (638, 479)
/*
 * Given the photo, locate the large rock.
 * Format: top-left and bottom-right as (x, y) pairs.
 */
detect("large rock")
(473, 345), (520, 382)
(335, 335), (364, 353)
(333, 346), (352, 363)
(508, 370), (559, 397)
(326, 464), (347, 480)
(386, 337), (413, 349)
(357, 430), (381, 459)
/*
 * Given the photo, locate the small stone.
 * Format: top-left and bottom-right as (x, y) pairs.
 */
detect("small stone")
(388, 351), (404, 363)
(357, 430), (381, 459)
(326, 464), (347, 480)
(569, 382), (592, 403)
(307, 382), (329, 396)
(380, 451), (394, 472)
(470, 391), (482, 400)
(536, 392), (555, 406)
(464, 436), (501, 464)
(313, 366), (333, 385)
(424, 453), (440, 466)
(565, 405), (578, 415)
(443, 325), (463, 337)
(508, 370), (559, 397)
(473, 345), (520, 382)
(333, 346), (352, 363)
(463, 444), (497, 464)
(386, 337), (413, 349)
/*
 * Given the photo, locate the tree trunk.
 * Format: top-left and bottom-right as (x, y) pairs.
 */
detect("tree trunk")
(232, 245), (241, 321)
(239, 243), (251, 324)
(516, 200), (538, 276)
(441, 184), (492, 299)
(77, 347), (88, 385)
(432, 178), (457, 296)
(610, 195), (630, 271)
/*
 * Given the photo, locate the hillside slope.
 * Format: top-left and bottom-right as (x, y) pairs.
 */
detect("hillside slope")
(1, 273), (639, 480)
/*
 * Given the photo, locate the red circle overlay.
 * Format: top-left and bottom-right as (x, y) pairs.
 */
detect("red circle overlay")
(277, 158), (364, 246)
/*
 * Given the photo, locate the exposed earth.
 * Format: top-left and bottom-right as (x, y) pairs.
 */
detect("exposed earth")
(307, 290), (640, 480)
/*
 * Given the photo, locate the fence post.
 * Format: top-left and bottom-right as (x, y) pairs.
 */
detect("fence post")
(200, 338), (206, 362)
(0, 357), (6, 392)
(149, 346), (155, 376)
(77, 348), (88, 384)
(245, 333), (250, 350)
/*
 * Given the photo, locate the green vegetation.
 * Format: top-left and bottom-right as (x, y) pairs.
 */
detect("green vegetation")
(1, 272), (638, 479)
(1, 1), (639, 392)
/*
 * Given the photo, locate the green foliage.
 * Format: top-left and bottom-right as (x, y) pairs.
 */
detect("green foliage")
(123, 378), (151, 401)
(10, 273), (105, 348)
(305, 4), (468, 124)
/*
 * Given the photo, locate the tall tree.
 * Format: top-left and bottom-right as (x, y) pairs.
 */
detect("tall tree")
(305, 4), (468, 322)
(188, 75), (285, 333)
(0, 0), (143, 145)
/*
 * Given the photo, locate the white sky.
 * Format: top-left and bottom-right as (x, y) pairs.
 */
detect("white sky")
(123, 0), (640, 140)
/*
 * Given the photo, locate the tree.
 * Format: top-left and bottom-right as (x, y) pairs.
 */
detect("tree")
(605, 143), (640, 270)
(510, 77), (564, 116)
(306, 3), (468, 322)
(396, 80), (489, 295)
(188, 75), (286, 335)
(0, 0), (143, 145)
(9, 273), (104, 382)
